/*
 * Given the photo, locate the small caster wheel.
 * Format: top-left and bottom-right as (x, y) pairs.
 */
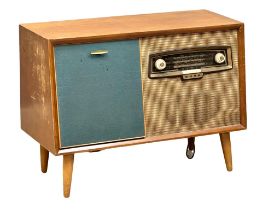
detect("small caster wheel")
(186, 137), (195, 159)
(186, 146), (195, 159)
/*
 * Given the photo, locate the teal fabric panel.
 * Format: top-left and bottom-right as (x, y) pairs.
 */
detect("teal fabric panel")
(54, 40), (145, 147)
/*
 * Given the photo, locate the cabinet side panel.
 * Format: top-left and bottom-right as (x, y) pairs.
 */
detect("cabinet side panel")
(238, 25), (247, 128)
(20, 26), (56, 154)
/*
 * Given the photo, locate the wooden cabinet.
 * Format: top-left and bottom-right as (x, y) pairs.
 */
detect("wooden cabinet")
(20, 10), (246, 197)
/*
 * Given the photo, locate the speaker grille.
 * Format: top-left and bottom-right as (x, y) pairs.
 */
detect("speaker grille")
(140, 30), (240, 137)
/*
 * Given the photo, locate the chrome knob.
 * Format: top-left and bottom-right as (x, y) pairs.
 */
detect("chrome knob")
(214, 53), (226, 64)
(155, 59), (166, 70)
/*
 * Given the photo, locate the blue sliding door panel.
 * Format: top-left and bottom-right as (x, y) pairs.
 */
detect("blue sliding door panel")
(54, 40), (145, 147)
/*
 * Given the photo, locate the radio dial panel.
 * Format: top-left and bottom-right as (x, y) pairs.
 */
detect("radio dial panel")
(148, 46), (233, 80)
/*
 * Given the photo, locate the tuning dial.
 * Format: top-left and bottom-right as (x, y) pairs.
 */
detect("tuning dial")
(214, 53), (226, 64)
(155, 59), (166, 70)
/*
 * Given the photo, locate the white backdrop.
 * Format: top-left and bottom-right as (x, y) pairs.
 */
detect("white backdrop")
(1, 0), (279, 209)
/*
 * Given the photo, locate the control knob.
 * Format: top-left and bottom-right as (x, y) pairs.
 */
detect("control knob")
(214, 53), (226, 64)
(155, 59), (166, 70)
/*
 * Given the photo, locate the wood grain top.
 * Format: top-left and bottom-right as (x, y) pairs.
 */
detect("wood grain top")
(20, 10), (242, 43)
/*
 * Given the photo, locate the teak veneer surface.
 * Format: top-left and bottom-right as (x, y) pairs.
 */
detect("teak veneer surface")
(20, 10), (242, 43)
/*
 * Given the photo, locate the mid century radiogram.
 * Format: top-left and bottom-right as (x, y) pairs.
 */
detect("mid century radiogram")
(20, 10), (246, 197)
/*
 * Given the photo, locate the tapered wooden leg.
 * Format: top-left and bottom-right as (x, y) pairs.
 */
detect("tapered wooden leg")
(63, 154), (74, 198)
(219, 132), (232, 171)
(40, 145), (49, 173)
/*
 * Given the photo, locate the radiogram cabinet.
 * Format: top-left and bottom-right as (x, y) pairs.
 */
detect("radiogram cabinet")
(20, 10), (246, 197)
